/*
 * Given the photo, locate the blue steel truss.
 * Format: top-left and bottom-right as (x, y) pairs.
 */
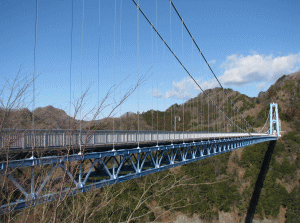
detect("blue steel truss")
(0, 135), (277, 214)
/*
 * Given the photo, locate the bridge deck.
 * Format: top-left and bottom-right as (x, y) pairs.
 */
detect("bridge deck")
(0, 135), (277, 213)
(1, 129), (271, 150)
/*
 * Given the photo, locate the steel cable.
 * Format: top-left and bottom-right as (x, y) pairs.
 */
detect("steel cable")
(32, 0), (39, 156)
(132, 0), (249, 134)
(169, 0), (255, 134)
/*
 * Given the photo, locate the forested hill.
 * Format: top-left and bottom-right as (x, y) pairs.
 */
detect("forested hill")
(2, 72), (300, 222)
(2, 71), (299, 134)
(86, 71), (300, 222)
(141, 70), (300, 134)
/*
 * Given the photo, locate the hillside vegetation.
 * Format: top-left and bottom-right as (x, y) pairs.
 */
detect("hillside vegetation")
(1, 71), (300, 222)
(3, 71), (299, 133)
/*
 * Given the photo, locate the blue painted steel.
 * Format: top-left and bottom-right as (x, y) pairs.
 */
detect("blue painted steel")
(269, 103), (281, 137)
(0, 135), (277, 214)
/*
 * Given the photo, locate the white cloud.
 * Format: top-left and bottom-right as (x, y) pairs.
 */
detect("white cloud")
(199, 79), (219, 91)
(255, 82), (267, 92)
(165, 78), (198, 99)
(209, 59), (216, 65)
(148, 88), (162, 98)
(219, 52), (300, 86)
(165, 77), (221, 99)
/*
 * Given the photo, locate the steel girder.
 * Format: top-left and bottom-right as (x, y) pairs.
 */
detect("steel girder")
(0, 136), (277, 214)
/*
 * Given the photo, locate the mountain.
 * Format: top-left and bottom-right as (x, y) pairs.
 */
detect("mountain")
(0, 106), (79, 130)
(86, 70), (299, 222)
(3, 71), (300, 222)
(2, 70), (299, 134)
(141, 70), (300, 135)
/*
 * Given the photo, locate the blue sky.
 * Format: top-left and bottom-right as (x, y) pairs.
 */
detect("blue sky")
(1, 0), (300, 119)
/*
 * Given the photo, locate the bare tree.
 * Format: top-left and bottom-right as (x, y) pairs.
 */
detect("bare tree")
(0, 66), (33, 130)
(0, 67), (153, 221)
(0, 66), (238, 223)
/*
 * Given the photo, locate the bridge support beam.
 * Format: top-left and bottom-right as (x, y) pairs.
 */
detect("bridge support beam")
(0, 136), (277, 214)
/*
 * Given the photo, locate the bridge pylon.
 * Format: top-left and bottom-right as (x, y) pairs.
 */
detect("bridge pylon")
(269, 103), (281, 137)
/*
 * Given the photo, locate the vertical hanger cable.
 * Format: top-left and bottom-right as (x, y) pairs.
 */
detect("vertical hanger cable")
(97, 0), (100, 122)
(32, 0), (39, 157)
(79, 0), (85, 154)
(69, 0), (74, 130)
(137, 0), (140, 148)
(113, 0), (117, 151)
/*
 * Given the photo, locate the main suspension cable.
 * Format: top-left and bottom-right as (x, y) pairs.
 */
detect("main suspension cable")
(169, 0), (255, 133)
(132, 0), (247, 134)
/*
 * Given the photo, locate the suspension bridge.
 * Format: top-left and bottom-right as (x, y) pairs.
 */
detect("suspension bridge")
(0, 0), (281, 214)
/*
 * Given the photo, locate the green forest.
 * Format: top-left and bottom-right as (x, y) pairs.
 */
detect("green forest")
(1, 71), (300, 222)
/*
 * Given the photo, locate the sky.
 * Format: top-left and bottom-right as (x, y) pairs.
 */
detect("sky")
(1, 0), (300, 120)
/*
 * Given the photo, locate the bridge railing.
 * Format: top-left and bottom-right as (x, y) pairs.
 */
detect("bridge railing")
(0, 129), (270, 150)
(0, 134), (277, 214)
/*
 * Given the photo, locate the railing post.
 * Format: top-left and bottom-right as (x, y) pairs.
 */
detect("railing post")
(23, 132), (26, 149)
(44, 133), (47, 148)
(78, 132), (81, 147)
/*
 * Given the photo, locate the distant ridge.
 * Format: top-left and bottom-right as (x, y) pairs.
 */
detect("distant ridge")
(1, 70), (299, 133)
